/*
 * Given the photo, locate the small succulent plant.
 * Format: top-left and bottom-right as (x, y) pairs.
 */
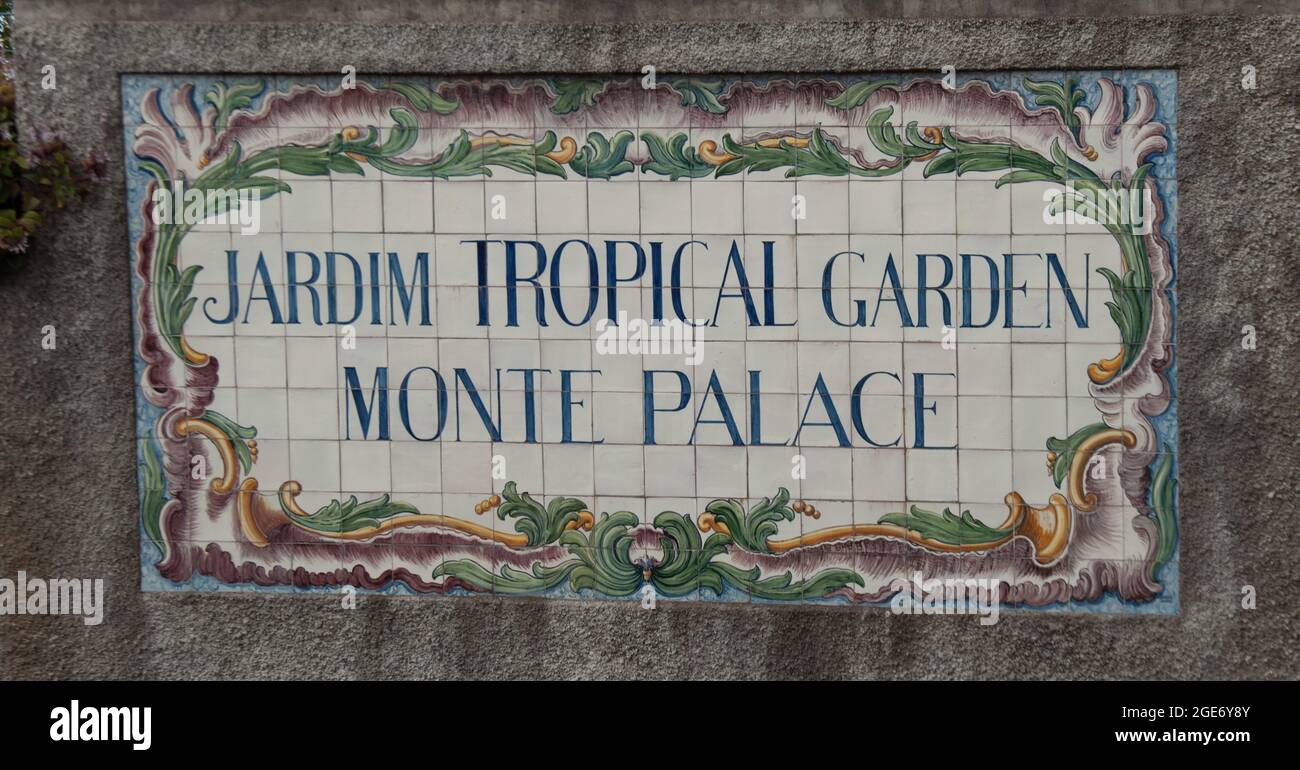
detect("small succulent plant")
(0, 1), (102, 272)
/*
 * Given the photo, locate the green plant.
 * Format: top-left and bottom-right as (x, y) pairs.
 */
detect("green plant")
(0, 1), (102, 272)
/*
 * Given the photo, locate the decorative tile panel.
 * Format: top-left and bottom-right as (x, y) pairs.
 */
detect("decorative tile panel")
(125, 72), (1178, 611)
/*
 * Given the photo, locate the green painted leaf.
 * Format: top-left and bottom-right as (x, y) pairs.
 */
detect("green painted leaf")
(201, 409), (257, 474)
(1096, 265), (1148, 372)
(376, 108), (419, 155)
(569, 130), (636, 179)
(170, 264), (201, 317)
(229, 176), (291, 198)
(1024, 77), (1085, 140)
(564, 511), (642, 595)
(825, 80), (894, 110)
(496, 480), (588, 547)
(1150, 448), (1178, 576)
(290, 493), (419, 533)
(994, 169), (1055, 187)
(433, 559), (495, 592)
(140, 438), (165, 550)
(1049, 137), (1069, 169)
(491, 561), (583, 594)
(204, 80), (266, 132)
(791, 127), (852, 177)
(275, 146), (335, 176)
(668, 78), (727, 114)
(531, 131), (569, 179)
(905, 123), (942, 151)
(704, 488), (796, 553)
(429, 130), (481, 178)
(640, 131), (713, 179)
(328, 153), (365, 176)
(551, 78), (606, 114)
(710, 563), (863, 601)
(879, 505), (1011, 546)
(1045, 422), (1111, 488)
(923, 152), (958, 177)
(384, 81), (460, 114)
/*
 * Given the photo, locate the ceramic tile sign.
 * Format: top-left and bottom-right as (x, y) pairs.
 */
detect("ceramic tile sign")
(124, 72), (1178, 612)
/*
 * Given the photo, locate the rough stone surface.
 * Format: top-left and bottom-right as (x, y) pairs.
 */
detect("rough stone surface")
(1, 2), (1298, 679)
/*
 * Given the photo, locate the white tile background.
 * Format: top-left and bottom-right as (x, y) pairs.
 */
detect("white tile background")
(181, 97), (1132, 531)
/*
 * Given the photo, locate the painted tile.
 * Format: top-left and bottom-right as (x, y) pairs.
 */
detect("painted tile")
(126, 71), (1178, 613)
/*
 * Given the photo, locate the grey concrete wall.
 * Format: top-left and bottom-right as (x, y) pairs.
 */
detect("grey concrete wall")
(18, 0), (1300, 23)
(1, 1), (1297, 679)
